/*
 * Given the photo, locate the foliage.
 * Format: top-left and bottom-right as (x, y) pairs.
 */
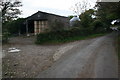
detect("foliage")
(35, 28), (94, 44)
(70, 9), (94, 29)
(0, 0), (22, 22)
(79, 9), (94, 29)
(3, 18), (25, 35)
(2, 31), (10, 43)
(72, 20), (81, 28)
(68, 15), (74, 20)
(118, 27), (120, 31)
(95, 2), (120, 28)
(35, 27), (109, 44)
(91, 19), (106, 33)
(50, 19), (65, 32)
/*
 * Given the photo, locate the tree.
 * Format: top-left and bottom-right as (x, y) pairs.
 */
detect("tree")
(80, 9), (94, 28)
(0, 0), (22, 23)
(91, 19), (105, 33)
(71, 0), (91, 16)
(3, 18), (25, 35)
(95, 2), (120, 28)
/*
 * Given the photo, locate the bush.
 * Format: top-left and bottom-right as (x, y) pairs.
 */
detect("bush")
(35, 28), (94, 44)
(118, 27), (120, 31)
(2, 31), (10, 44)
(92, 20), (106, 33)
(80, 9), (94, 29)
(49, 19), (65, 32)
(72, 21), (81, 28)
(3, 18), (25, 35)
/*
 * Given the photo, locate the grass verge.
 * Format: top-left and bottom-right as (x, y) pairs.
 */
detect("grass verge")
(39, 33), (108, 45)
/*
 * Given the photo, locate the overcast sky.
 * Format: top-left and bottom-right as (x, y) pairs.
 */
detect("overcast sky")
(19, 0), (97, 18)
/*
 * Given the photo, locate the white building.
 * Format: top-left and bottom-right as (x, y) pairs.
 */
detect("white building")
(70, 16), (80, 26)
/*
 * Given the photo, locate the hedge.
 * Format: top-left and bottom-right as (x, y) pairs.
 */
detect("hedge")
(35, 28), (94, 44)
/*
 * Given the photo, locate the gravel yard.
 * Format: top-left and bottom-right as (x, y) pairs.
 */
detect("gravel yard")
(2, 36), (61, 78)
(2, 36), (84, 78)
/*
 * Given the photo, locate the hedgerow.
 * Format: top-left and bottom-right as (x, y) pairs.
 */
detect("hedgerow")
(35, 28), (94, 44)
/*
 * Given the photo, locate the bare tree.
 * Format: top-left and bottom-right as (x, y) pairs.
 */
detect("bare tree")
(0, 0), (22, 23)
(71, 0), (91, 16)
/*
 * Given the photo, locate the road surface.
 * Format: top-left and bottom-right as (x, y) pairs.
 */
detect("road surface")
(37, 32), (118, 78)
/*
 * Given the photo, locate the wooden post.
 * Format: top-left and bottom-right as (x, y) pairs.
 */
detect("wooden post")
(39, 21), (41, 33)
(34, 21), (37, 35)
(26, 20), (29, 36)
(41, 21), (43, 32)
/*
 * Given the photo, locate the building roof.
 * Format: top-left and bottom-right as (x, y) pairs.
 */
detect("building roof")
(26, 11), (68, 21)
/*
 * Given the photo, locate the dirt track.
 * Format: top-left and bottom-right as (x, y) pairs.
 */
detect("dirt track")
(2, 32), (118, 78)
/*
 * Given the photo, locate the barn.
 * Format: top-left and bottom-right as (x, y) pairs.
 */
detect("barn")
(25, 11), (69, 35)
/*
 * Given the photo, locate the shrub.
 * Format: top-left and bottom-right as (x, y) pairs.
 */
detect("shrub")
(92, 20), (106, 33)
(3, 18), (25, 35)
(80, 10), (94, 29)
(118, 27), (120, 31)
(49, 19), (65, 32)
(72, 21), (81, 28)
(35, 28), (94, 44)
(2, 31), (10, 44)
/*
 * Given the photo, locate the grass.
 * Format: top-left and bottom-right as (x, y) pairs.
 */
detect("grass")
(40, 33), (108, 45)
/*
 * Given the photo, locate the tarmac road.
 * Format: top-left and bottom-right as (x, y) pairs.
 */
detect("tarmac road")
(37, 32), (118, 78)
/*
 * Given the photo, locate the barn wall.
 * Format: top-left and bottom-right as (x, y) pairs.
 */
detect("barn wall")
(47, 15), (70, 30)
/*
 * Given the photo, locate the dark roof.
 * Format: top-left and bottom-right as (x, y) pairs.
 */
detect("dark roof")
(39, 11), (68, 18)
(26, 11), (68, 21)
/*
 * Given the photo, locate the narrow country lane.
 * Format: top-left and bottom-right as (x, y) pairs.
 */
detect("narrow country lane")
(37, 32), (118, 78)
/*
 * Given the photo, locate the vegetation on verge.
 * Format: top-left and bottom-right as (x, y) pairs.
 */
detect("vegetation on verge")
(3, 18), (26, 35)
(1, 0), (23, 44)
(2, 31), (10, 44)
(35, 28), (110, 44)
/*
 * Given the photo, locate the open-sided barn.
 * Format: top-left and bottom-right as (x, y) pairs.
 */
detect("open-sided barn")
(25, 11), (69, 35)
